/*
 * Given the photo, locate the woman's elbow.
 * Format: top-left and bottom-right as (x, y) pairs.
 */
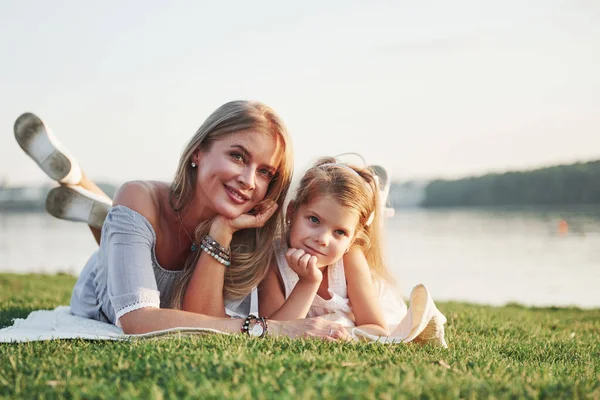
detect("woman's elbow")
(118, 307), (156, 335)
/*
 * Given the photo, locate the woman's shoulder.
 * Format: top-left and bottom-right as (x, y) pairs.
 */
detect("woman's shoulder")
(113, 181), (170, 226)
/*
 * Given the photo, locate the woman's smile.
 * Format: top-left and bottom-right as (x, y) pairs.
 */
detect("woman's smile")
(224, 184), (250, 204)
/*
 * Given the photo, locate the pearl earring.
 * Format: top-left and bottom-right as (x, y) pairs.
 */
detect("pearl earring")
(191, 162), (196, 168)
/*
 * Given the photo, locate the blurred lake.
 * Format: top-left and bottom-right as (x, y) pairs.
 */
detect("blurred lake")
(1, 207), (599, 308)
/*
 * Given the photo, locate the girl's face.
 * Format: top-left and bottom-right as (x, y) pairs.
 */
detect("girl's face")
(192, 131), (280, 219)
(288, 195), (359, 268)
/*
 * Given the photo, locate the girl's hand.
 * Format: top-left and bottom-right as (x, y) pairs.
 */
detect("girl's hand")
(211, 202), (279, 237)
(286, 248), (322, 284)
(268, 318), (353, 341)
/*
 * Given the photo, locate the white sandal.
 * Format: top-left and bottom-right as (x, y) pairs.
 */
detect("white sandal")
(14, 112), (82, 185)
(45, 186), (112, 229)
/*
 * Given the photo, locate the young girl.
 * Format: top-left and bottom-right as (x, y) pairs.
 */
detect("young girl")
(259, 158), (408, 337)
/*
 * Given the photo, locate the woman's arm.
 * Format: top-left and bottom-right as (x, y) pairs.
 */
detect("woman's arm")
(120, 307), (242, 334)
(182, 204), (280, 316)
(112, 183), (228, 317)
(344, 248), (389, 335)
(119, 306), (350, 339)
(181, 220), (232, 317)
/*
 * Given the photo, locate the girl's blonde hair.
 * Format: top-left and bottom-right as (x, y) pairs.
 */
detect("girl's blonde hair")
(287, 157), (394, 283)
(170, 100), (293, 307)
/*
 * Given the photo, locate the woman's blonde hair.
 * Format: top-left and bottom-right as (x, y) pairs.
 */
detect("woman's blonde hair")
(288, 157), (394, 283)
(169, 100), (293, 308)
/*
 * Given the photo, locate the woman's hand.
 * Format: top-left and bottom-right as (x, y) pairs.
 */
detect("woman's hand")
(211, 202), (279, 237)
(268, 318), (353, 341)
(286, 248), (322, 284)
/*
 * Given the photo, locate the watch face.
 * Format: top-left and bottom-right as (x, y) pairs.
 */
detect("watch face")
(250, 323), (264, 337)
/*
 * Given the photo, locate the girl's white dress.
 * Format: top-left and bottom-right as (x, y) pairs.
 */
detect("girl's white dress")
(273, 240), (408, 327)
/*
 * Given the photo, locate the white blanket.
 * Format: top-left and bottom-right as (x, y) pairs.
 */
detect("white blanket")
(0, 306), (228, 342)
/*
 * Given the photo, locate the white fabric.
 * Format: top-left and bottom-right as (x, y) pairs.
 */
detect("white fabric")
(223, 288), (258, 319)
(274, 240), (408, 327)
(352, 284), (448, 348)
(250, 287), (259, 316)
(0, 306), (229, 343)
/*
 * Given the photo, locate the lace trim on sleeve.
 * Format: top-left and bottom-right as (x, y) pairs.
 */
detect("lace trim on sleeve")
(115, 301), (160, 327)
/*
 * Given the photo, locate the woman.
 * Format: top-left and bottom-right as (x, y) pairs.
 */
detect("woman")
(14, 101), (350, 339)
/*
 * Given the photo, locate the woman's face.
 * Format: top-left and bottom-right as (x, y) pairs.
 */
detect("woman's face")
(193, 131), (281, 219)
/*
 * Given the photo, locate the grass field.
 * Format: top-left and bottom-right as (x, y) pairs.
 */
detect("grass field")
(1, 273), (599, 399)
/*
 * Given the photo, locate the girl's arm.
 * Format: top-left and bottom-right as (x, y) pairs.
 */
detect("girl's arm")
(259, 258), (320, 320)
(344, 248), (389, 335)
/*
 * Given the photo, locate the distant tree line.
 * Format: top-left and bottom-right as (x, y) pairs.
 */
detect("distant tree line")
(421, 160), (600, 207)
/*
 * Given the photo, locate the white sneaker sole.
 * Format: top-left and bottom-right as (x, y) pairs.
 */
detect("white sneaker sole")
(14, 113), (82, 185)
(46, 186), (111, 229)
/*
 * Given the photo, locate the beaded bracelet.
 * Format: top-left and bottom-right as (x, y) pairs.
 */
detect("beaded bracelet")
(200, 235), (231, 267)
(200, 238), (230, 261)
(204, 234), (231, 256)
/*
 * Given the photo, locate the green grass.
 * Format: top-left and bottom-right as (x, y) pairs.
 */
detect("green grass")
(1, 274), (599, 399)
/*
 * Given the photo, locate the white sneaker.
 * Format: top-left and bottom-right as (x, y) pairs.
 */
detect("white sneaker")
(14, 112), (82, 185)
(46, 186), (112, 229)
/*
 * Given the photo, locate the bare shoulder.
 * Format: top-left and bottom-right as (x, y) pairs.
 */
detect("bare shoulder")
(343, 248), (369, 272)
(113, 181), (170, 226)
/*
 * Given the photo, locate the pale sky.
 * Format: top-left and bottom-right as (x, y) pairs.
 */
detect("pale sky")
(1, 0), (599, 185)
